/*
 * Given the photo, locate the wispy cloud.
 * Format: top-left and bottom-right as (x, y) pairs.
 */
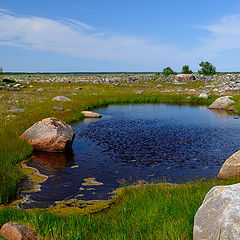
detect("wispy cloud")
(197, 15), (240, 55)
(0, 11), (240, 70)
(0, 11), (188, 67)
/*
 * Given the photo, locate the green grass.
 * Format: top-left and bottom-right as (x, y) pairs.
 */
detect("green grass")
(0, 179), (238, 239)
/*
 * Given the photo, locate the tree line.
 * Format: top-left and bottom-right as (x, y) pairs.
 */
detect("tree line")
(157, 61), (216, 77)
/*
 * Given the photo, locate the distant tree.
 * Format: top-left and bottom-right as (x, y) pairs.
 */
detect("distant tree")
(181, 65), (193, 74)
(0, 67), (2, 80)
(162, 67), (176, 76)
(198, 61), (216, 75)
(155, 72), (160, 77)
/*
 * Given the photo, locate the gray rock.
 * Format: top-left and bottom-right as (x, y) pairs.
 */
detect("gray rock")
(9, 107), (24, 113)
(21, 117), (74, 152)
(7, 87), (19, 91)
(53, 105), (64, 111)
(193, 183), (240, 240)
(198, 93), (209, 99)
(6, 114), (16, 119)
(218, 150), (240, 179)
(208, 96), (235, 109)
(36, 88), (44, 92)
(52, 96), (72, 101)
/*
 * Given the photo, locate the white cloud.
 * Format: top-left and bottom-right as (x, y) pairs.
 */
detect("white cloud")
(197, 15), (240, 54)
(0, 12), (189, 68)
(1, 11), (240, 70)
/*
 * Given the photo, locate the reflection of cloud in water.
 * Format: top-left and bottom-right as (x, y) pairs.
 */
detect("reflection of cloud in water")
(31, 151), (74, 173)
(209, 109), (230, 118)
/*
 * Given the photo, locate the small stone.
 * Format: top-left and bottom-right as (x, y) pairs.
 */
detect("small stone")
(0, 222), (37, 240)
(9, 107), (24, 113)
(198, 93), (209, 99)
(227, 105), (236, 112)
(53, 105), (64, 111)
(36, 88), (44, 92)
(81, 111), (102, 118)
(8, 87), (20, 91)
(6, 114), (16, 119)
(52, 96), (72, 101)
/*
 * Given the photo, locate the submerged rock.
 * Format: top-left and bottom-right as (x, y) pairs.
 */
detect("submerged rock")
(52, 96), (72, 101)
(218, 150), (240, 179)
(81, 111), (102, 118)
(21, 117), (74, 152)
(208, 96), (235, 109)
(193, 183), (240, 240)
(0, 222), (37, 240)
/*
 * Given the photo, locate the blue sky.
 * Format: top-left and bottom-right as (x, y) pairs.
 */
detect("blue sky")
(1, 0), (240, 72)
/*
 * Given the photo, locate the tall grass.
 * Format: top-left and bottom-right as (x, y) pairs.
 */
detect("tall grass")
(0, 179), (237, 239)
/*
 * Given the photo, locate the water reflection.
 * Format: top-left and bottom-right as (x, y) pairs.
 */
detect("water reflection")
(31, 151), (74, 173)
(209, 109), (232, 118)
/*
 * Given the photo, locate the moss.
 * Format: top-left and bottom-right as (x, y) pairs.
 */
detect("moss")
(10, 197), (28, 206)
(48, 199), (111, 215)
(82, 178), (103, 186)
(17, 161), (48, 195)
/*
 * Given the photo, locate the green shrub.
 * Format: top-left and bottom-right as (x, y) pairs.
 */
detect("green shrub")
(162, 67), (176, 76)
(181, 65), (193, 74)
(198, 61), (216, 75)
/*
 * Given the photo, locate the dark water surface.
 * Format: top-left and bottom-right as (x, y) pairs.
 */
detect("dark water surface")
(20, 104), (240, 208)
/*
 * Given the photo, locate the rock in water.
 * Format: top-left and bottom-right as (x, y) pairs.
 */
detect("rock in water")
(52, 96), (72, 101)
(218, 150), (240, 179)
(81, 111), (102, 118)
(193, 183), (240, 240)
(21, 117), (74, 152)
(173, 74), (196, 81)
(0, 222), (37, 240)
(208, 96), (235, 109)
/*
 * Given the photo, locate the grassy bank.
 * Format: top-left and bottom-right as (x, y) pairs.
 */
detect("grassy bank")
(0, 179), (238, 239)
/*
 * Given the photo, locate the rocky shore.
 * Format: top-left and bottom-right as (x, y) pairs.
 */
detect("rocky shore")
(2, 73), (240, 94)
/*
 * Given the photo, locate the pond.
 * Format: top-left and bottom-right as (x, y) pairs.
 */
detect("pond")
(19, 104), (240, 208)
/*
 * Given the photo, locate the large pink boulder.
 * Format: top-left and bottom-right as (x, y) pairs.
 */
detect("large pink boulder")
(173, 74), (196, 81)
(0, 222), (37, 240)
(21, 117), (74, 152)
